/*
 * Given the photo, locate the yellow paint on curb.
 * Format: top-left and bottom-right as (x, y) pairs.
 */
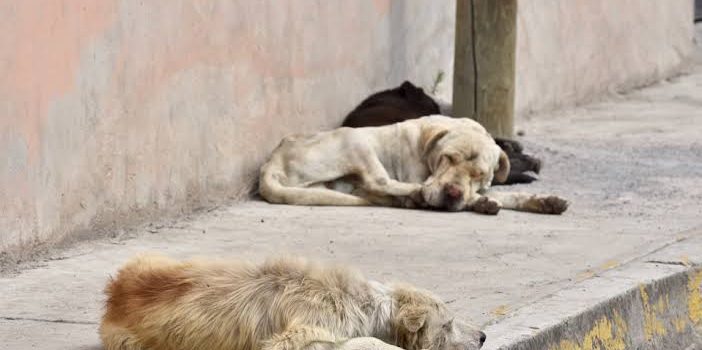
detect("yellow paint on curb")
(639, 285), (666, 341)
(613, 310), (628, 336)
(491, 304), (509, 317)
(548, 268), (702, 349)
(688, 270), (702, 325)
(672, 318), (688, 333)
(599, 260), (619, 270)
(575, 261), (619, 283)
(549, 313), (627, 350)
(551, 339), (580, 350)
(576, 270), (595, 282)
(582, 316), (626, 350)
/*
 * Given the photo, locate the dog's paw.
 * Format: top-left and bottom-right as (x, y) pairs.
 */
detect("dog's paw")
(472, 197), (502, 215)
(526, 196), (569, 215)
(398, 196), (419, 209)
(543, 196), (569, 214)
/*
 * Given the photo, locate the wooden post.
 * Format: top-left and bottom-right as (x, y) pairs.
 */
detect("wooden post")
(453, 0), (518, 138)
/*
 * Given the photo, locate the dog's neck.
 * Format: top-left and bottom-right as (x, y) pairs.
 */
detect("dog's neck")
(367, 280), (395, 342)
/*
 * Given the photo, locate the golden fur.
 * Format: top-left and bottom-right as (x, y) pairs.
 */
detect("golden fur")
(100, 255), (485, 350)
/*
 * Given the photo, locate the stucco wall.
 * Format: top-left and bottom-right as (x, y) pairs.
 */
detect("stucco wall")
(0, 1), (455, 255)
(515, 0), (695, 114)
(0, 0), (694, 256)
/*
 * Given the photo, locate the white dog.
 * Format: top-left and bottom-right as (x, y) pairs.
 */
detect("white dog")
(260, 115), (567, 214)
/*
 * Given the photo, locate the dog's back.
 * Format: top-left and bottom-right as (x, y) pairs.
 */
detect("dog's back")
(342, 81), (542, 185)
(342, 81), (440, 128)
(100, 255), (373, 350)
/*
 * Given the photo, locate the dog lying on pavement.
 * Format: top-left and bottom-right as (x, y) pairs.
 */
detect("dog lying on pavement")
(100, 255), (487, 350)
(341, 81), (542, 185)
(260, 115), (567, 215)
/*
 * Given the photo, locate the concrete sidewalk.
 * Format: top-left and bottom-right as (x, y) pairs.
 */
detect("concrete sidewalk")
(2, 47), (702, 350)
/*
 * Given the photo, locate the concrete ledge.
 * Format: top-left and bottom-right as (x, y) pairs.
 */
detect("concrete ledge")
(484, 230), (702, 350)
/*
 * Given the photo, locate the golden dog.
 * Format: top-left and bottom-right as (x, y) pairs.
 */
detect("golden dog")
(100, 255), (486, 350)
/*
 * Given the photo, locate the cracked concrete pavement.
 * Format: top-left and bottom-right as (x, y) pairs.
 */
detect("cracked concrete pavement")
(1, 28), (702, 350)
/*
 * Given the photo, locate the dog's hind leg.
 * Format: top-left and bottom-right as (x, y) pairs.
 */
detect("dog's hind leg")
(482, 190), (569, 215)
(265, 186), (372, 206)
(259, 168), (372, 206)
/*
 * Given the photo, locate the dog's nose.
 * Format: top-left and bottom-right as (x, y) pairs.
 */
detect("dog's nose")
(479, 331), (486, 345)
(443, 184), (463, 200)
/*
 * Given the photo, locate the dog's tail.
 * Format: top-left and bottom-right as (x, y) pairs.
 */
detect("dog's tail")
(259, 160), (370, 206)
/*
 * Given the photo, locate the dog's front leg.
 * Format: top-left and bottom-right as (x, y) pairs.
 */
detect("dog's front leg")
(481, 190), (568, 215)
(359, 175), (423, 198)
(466, 195), (503, 215)
(356, 157), (423, 198)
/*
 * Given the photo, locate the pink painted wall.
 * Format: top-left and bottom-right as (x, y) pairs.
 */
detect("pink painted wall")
(0, 1), (456, 255)
(0, 0), (694, 256)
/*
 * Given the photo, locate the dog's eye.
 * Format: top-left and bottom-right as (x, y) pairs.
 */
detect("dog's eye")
(444, 154), (460, 165)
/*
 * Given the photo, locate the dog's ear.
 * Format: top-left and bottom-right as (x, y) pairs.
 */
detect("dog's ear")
(399, 81), (424, 99)
(493, 150), (510, 183)
(420, 126), (449, 156)
(400, 81), (417, 92)
(398, 305), (429, 333)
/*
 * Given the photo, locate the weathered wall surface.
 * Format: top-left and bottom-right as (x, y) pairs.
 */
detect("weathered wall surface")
(515, 0), (695, 114)
(0, 1), (455, 255)
(0, 0), (694, 256)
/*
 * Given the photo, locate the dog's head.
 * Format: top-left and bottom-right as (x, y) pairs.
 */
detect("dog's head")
(391, 285), (485, 350)
(419, 116), (510, 211)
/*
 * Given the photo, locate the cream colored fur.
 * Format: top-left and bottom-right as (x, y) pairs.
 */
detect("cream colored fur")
(259, 115), (567, 215)
(100, 255), (485, 350)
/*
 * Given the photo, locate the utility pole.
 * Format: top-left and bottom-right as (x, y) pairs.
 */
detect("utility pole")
(453, 0), (518, 138)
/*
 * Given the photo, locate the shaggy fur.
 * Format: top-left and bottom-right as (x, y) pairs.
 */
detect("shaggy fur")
(100, 255), (486, 350)
(341, 81), (542, 185)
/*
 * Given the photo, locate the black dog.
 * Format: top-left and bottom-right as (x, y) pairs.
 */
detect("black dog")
(342, 81), (541, 185)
